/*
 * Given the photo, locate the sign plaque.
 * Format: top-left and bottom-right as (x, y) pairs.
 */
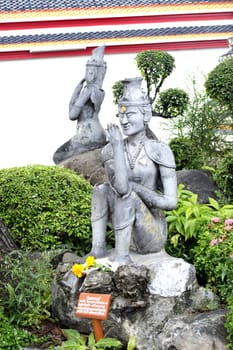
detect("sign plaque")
(76, 292), (111, 320)
(76, 292), (112, 341)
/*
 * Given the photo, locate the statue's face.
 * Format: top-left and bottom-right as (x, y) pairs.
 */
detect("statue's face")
(118, 106), (145, 136)
(85, 66), (96, 83)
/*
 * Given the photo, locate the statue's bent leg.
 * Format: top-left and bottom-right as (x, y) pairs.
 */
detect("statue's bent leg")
(89, 183), (110, 258)
(132, 193), (167, 254)
(112, 195), (135, 264)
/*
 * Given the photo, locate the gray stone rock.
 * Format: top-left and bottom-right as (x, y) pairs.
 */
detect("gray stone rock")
(177, 169), (218, 203)
(59, 148), (108, 186)
(157, 309), (227, 350)
(51, 251), (227, 349)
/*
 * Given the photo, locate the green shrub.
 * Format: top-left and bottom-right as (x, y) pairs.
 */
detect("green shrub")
(154, 87), (189, 118)
(169, 137), (201, 170)
(205, 57), (233, 112)
(0, 306), (46, 350)
(0, 165), (92, 254)
(213, 149), (233, 202)
(191, 216), (233, 349)
(165, 184), (233, 263)
(0, 250), (54, 328)
(192, 217), (233, 298)
(167, 80), (229, 168)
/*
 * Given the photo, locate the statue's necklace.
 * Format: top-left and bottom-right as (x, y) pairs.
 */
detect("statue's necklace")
(125, 139), (144, 169)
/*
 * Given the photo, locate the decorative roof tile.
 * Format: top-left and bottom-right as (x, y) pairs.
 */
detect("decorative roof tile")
(0, 0), (232, 59)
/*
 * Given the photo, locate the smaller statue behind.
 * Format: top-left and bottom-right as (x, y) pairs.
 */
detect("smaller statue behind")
(53, 46), (107, 164)
(88, 77), (178, 265)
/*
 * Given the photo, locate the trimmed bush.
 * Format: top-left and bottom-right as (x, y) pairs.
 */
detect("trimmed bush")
(213, 149), (233, 202)
(169, 137), (201, 170)
(0, 165), (92, 254)
(205, 57), (233, 112)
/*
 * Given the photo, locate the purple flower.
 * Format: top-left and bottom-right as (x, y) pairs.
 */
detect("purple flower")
(225, 219), (233, 226)
(211, 217), (220, 224)
(225, 225), (232, 232)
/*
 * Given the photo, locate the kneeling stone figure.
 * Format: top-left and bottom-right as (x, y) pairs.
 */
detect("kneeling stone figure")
(89, 77), (177, 265)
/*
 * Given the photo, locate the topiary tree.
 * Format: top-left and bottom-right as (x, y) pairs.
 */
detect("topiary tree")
(112, 50), (189, 119)
(0, 165), (92, 255)
(205, 57), (233, 113)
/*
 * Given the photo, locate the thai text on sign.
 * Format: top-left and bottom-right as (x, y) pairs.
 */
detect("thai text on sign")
(76, 292), (111, 320)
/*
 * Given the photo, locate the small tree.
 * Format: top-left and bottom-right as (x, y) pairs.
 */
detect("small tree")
(205, 57), (233, 113)
(112, 50), (189, 119)
(167, 79), (230, 169)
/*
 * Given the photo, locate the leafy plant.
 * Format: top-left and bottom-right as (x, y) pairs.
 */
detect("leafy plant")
(0, 306), (47, 349)
(0, 250), (54, 328)
(169, 137), (200, 170)
(191, 216), (233, 349)
(154, 88), (189, 118)
(167, 80), (229, 169)
(192, 217), (233, 296)
(165, 184), (233, 262)
(0, 165), (92, 254)
(58, 329), (123, 350)
(213, 149), (233, 202)
(205, 57), (233, 112)
(112, 50), (189, 119)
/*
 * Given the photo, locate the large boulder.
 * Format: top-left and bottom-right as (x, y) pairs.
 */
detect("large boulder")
(51, 250), (227, 350)
(58, 148), (107, 186)
(177, 169), (218, 203)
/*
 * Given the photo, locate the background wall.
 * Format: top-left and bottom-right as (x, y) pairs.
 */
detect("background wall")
(0, 47), (226, 169)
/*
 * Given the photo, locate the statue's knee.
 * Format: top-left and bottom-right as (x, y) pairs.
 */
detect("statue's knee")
(92, 183), (109, 197)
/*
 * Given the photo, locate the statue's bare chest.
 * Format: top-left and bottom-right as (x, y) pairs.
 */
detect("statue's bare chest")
(125, 146), (158, 189)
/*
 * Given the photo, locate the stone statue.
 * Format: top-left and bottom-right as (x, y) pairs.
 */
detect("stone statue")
(89, 77), (178, 265)
(53, 46), (107, 164)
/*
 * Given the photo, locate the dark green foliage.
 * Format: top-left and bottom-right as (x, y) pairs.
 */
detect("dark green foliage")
(154, 88), (189, 118)
(169, 137), (200, 170)
(213, 149), (233, 202)
(0, 251), (54, 328)
(0, 165), (92, 254)
(0, 306), (46, 350)
(112, 80), (124, 105)
(112, 50), (189, 120)
(165, 184), (233, 263)
(205, 57), (233, 112)
(135, 50), (175, 104)
(168, 82), (230, 169)
(166, 186), (233, 348)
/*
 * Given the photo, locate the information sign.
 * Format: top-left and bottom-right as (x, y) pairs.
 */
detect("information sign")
(76, 292), (111, 321)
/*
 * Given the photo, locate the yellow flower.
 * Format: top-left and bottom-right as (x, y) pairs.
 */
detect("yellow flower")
(71, 263), (85, 278)
(85, 256), (96, 269)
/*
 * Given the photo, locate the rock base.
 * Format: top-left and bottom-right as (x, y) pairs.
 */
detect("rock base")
(52, 251), (227, 350)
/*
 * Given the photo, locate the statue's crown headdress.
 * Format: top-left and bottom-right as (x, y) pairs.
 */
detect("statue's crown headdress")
(118, 77), (151, 110)
(86, 46), (106, 67)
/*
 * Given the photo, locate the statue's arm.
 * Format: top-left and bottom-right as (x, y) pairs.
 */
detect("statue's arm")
(131, 166), (177, 210)
(106, 124), (129, 196)
(69, 79), (90, 120)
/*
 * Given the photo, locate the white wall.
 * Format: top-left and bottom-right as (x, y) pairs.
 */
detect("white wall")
(0, 47), (226, 169)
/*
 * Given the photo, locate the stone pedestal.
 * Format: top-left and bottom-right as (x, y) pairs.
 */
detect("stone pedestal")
(52, 251), (227, 350)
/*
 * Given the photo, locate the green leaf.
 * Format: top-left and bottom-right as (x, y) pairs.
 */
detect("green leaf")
(62, 329), (86, 345)
(88, 332), (96, 347)
(127, 335), (137, 350)
(208, 197), (219, 210)
(96, 337), (122, 348)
